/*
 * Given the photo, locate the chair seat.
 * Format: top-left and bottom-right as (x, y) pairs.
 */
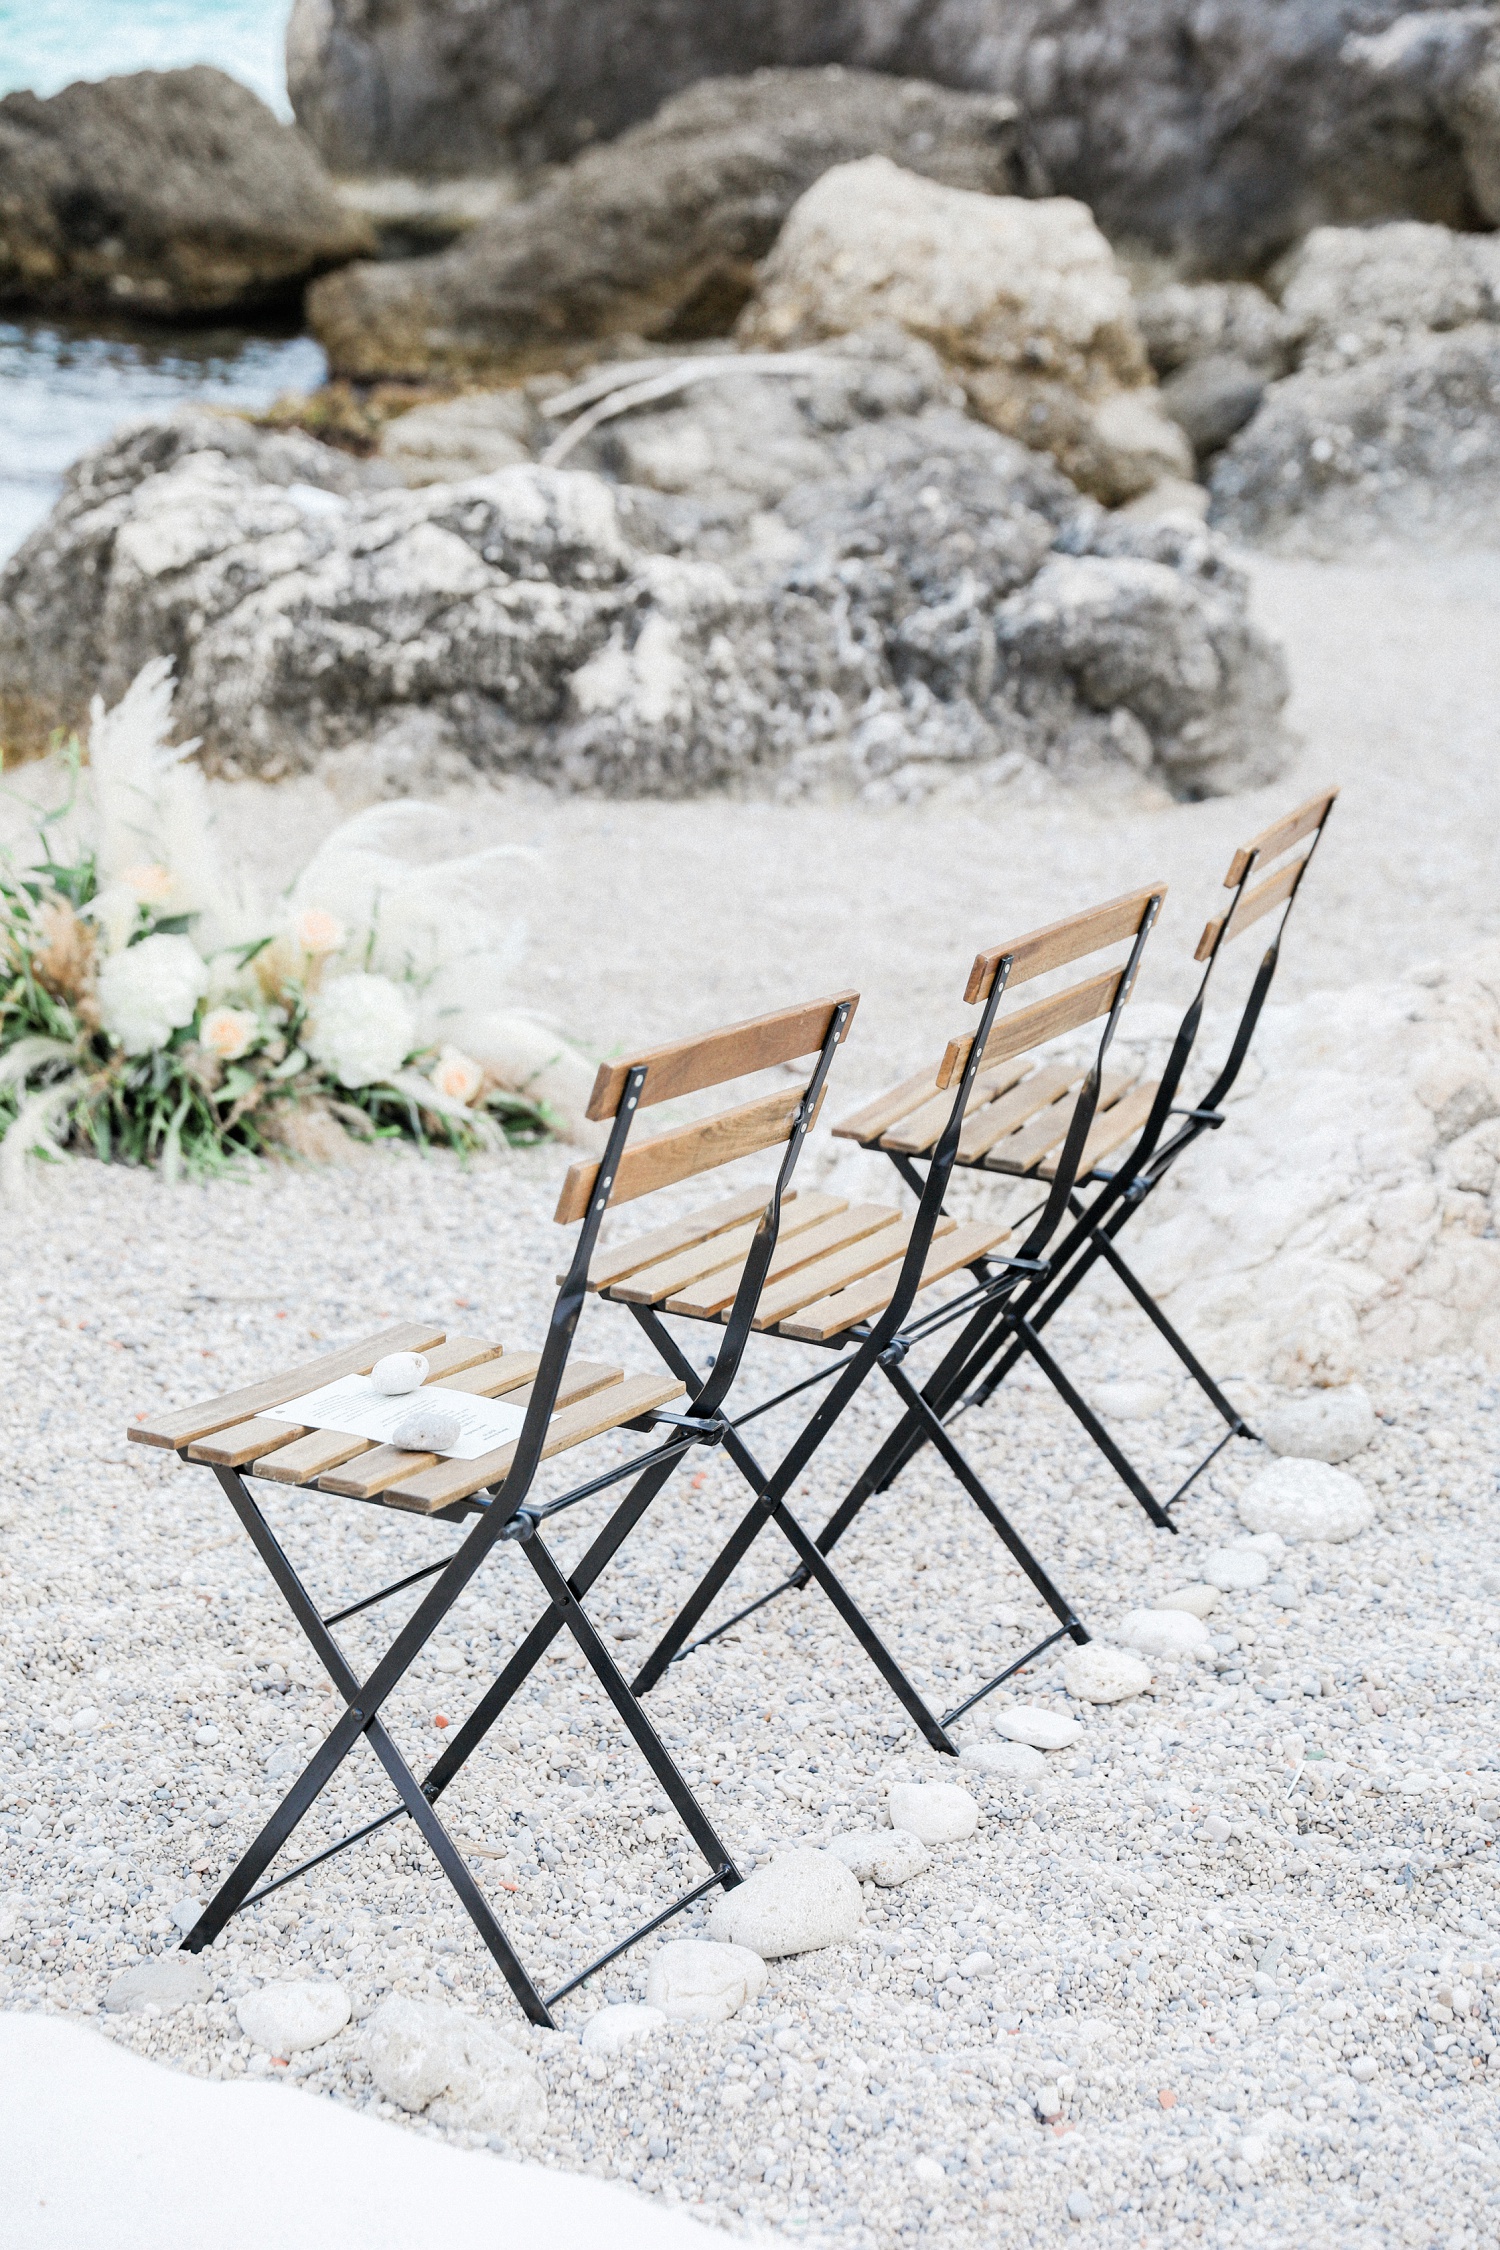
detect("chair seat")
(128, 1324), (685, 1518)
(587, 1188), (1012, 1342)
(836, 1060), (1159, 1180)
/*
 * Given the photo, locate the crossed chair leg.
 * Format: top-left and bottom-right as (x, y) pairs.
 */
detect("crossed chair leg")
(180, 1460), (741, 2027)
(624, 1304), (1090, 1749)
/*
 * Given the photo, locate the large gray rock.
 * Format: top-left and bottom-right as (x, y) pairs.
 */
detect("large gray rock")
(0, 67), (372, 318)
(737, 157), (1193, 504)
(1276, 219), (1500, 372)
(308, 69), (1024, 380)
(1210, 322), (1500, 552)
(0, 339), (1290, 796)
(288, 0), (1500, 271)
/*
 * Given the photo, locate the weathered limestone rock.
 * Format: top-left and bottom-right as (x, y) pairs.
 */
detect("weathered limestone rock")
(308, 70), (1024, 381)
(706, 1849), (862, 1956)
(0, 68), (371, 318)
(738, 159), (1191, 503)
(363, 1994), (545, 2138)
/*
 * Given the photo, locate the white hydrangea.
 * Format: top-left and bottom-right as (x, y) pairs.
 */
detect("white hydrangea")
(96, 934), (209, 1056)
(305, 974), (415, 1089)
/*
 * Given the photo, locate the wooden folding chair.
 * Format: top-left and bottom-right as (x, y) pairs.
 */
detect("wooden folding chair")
(126, 988), (855, 2027)
(606, 885), (1165, 1752)
(827, 790), (1339, 1532)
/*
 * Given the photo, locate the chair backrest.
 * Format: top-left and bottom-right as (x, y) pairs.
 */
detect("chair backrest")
(1194, 786), (1339, 967)
(849, 885), (1164, 1343)
(534, 993), (858, 1439)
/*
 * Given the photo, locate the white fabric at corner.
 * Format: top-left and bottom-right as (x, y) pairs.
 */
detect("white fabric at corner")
(0, 2012), (720, 2250)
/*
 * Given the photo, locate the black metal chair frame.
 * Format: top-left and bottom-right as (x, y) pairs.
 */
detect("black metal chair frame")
(173, 1001), (854, 2027)
(820, 793), (1339, 1539)
(621, 895), (1164, 1755)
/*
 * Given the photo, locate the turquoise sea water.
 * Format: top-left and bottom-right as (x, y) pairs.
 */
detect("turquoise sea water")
(0, 0), (287, 111)
(0, 4), (319, 561)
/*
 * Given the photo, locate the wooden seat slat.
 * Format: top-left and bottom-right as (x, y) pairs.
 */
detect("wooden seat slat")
(382, 1372), (688, 1515)
(578, 1184), (778, 1291)
(606, 1192), (848, 1306)
(129, 1321), (448, 1451)
(750, 1213), (954, 1330)
(190, 1416), (310, 1469)
(587, 993), (857, 1120)
(664, 1202), (903, 1321)
(320, 1362), (625, 1501)
(1225, 787), (1338, 888)
(1039, 1079), (1158, 1180)
(981, 1069), (1136, 1175)
(556, 1082), (822, 1227)
(880, 1060), (1030, 1156)
(832, 1069), (943, 1145)
(777, 1221), (1011, 1343)
(956, 1062), (1081, 1161)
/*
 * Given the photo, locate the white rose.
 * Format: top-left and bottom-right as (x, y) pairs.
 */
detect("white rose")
(431, 1046), (485, 1106)
(200, 1006), (258, 1063)
(96, 933), (209, 1056)
(305, 973), (415, 1089)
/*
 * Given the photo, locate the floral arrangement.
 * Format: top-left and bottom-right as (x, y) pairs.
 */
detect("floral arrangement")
(0, 662), (576, 1189)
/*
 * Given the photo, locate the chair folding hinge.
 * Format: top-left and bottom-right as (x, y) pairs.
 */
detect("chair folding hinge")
(648, 1412), (728, 1447)
(500, 1509), (538, 1543)
(878, 1338), (911, 1369)
(1170, 1105), (1224, 1127)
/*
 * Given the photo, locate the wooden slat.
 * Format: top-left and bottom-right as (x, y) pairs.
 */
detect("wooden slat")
(1039, 1079), (1158, 1180)
(251, 1348), (540, 1486)
(586, 992), (858, 1119)
(578, 1184), (778, 1289)
(319, 1361), (623, 1501)
(189, 1416), (309, 1469)
(1195, 854), (1304, 961)
(981, 1069), (1135, 1176)
(130, 1322), (449, 1451)
(750, 1213), (955, 1330)
(382, 1372), (688, 1515)
(1225, 788), (1337, 888)
(607, 1193), (847, 1305)
(832, 1069), (942, 1145)
(939, 969), (1122, 1090)
(964, 884), (1165, 1004)
(555, 1082), (821, 1226)
(881, 1060), (1029, 1156)
(956, 1062), (1080, 1161)
(666, 1203), (905, 1320)
(777, 1221), (1010, 1343)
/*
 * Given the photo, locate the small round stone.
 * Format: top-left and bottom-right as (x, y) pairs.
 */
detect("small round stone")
(706, 1849), (862, 1956)
(104, 1955), (210, 2015)
(370, 1351), (429, 1395)
(1119, 1607), (1215, 1660)
(1238, 1457), (1375, 1543)
(1201, 1544), (1271, 1591)
(580, 2003), (666, 2055)
(237, 1978), (351, 2054)
(825, 1828), (930, 1886)
(1154, 1583), (1221, 1618)
(644, 1938), (769, 2020)
(885, 1780), (979, 1844)
(1063, 1644), (1152, 1703)
(1258, 1383), (1377, 1462)
(959, 1740), (1046, 1779)
(990, 1705), (1082, 1751)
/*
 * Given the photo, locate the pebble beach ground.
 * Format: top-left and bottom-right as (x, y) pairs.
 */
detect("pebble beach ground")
(3, 546), (1499, 2248)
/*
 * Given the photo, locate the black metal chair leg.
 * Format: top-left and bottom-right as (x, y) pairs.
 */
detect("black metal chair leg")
(1009, 1317), (1176, 1531)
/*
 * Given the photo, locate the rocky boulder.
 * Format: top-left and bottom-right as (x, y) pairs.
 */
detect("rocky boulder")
(308, 69), (1025, 380)
(289, 0), (1500, 272)
(0, 67), (372, 318)
(0, 339), (1289, 797)
(1276, 219), (1500, 373)
(1209, 323), (1500, 552)
(738, 158), (1192, 504)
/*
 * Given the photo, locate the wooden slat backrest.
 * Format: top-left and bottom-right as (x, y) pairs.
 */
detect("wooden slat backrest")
(1196, 788), (1338, 960)
(587, 992), (858, 1119)
(964, 884), (1166, 1004)
(554, 1082), (825, 1226)
(938, 886), (1164, 1090)
(1224, 788), (1339, 889)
